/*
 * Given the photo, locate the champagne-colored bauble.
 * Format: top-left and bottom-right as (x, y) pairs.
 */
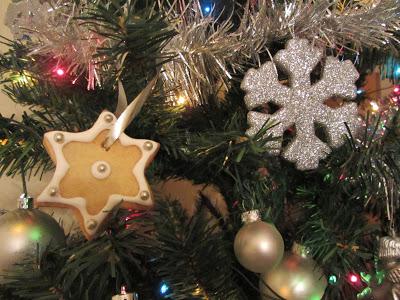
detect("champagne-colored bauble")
(379, 236), (400, 299)
(0, 208), (65, 279)
(260, 251), (327, 300)
(234, 211), (284, 273)
(379, 236), (400, 283)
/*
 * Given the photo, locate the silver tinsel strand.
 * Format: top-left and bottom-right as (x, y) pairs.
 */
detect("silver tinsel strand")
(160, 0), (261, 104)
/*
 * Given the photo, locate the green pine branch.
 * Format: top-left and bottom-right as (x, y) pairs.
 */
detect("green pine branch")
(80, 0), (176, 80)
(150, 197), (245, 300)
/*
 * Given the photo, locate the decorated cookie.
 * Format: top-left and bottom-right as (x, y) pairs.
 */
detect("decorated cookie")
(36, 111), (159, 239)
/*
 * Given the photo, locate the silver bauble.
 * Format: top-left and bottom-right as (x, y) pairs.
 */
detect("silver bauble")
(379, 237), (400, 299)
(260, 252), (327, 300)
(379, 236), (400, 283)
(0, 209), (65, 279)
(234, 220), (284, 273)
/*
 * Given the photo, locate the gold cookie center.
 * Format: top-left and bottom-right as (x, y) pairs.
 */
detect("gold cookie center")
(59, 130), (142, 215)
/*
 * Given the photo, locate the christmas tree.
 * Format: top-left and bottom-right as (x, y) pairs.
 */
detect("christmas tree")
(0, 0), (399, 299)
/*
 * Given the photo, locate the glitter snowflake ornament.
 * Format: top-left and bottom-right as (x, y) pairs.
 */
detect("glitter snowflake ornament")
(242, 38), (360, 170)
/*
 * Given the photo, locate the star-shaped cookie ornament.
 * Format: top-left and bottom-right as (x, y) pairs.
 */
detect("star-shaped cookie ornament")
(36, 111), (159, 239)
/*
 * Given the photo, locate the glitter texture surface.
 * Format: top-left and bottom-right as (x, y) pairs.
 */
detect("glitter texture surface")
(241, 39), (360, 170)
(379, 236), (400, 259)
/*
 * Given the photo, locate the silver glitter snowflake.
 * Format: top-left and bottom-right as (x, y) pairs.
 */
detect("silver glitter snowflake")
(241, 38), (360, 170)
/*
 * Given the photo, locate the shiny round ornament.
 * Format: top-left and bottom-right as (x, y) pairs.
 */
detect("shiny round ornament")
(260, 252), (327, 300)
(0, 209), (65, 279)
(379, 236), (400, 283)
(234, 220), (284, 273)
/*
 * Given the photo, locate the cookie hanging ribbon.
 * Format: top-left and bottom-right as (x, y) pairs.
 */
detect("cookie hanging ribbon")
(114, 52), (129, 117)
(103, 76), (158, 150)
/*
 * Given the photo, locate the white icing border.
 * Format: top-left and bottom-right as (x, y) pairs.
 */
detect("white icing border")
(36, 111), (159, 238)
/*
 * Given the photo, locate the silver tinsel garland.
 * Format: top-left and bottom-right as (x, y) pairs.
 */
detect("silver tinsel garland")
(5, 0), (107, 89)
(160, 0), (259, 104)
(4, 0), (400, 99)
(244, 0), (400, 50)
(159, 0), (400, 104)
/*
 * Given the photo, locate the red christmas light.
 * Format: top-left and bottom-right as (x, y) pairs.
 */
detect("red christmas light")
(348, 273), (360, 285)
(124, 209), (146, 222)
(54, 67), (65, 77)
(350, 275), (358, 283)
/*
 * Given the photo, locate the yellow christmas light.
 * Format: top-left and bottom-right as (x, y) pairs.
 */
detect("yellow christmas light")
(370, 101), (379, 112)
(176, 93), (188, 106)
(192, 285), (208, 299)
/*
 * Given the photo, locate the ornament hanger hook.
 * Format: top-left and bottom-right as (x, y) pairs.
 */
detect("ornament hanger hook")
(19, 165), (33, 209)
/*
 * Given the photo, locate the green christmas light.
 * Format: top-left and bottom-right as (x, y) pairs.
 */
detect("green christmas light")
(376, 270), (385, 284)
(328, 275), (337, 285)
(323, 173), (332, 182)
(357, 287), (372, 299)
(360, 272), (372, 284)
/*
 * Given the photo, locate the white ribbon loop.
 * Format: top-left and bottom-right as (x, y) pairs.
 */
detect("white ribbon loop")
(115, 80), (128, 117)
(103, 76), (158, 150)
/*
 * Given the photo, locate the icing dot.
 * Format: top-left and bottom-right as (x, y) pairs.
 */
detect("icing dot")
(143, 141), (153, 151)
(91, 161), (111, 179)
(86, 219), (98, 230)
(104, 114), (114, 123)
(49, 187), (58, 196)
(97, 163), (107, 173)
(140, 191), (150, 200)
(53, 133), (64, 143)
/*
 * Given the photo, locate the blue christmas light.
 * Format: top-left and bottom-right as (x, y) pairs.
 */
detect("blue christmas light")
(160, 283), (169, 295)
(203, 5), (211, 14)
(356, 89), (364, 95)
(395, 67), (400, 75)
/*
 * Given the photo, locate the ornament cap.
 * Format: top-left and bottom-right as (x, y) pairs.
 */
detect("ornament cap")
(241, 210), (261, 224)
(111, 286), (138, 300)
(18, 193), (34, 209)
